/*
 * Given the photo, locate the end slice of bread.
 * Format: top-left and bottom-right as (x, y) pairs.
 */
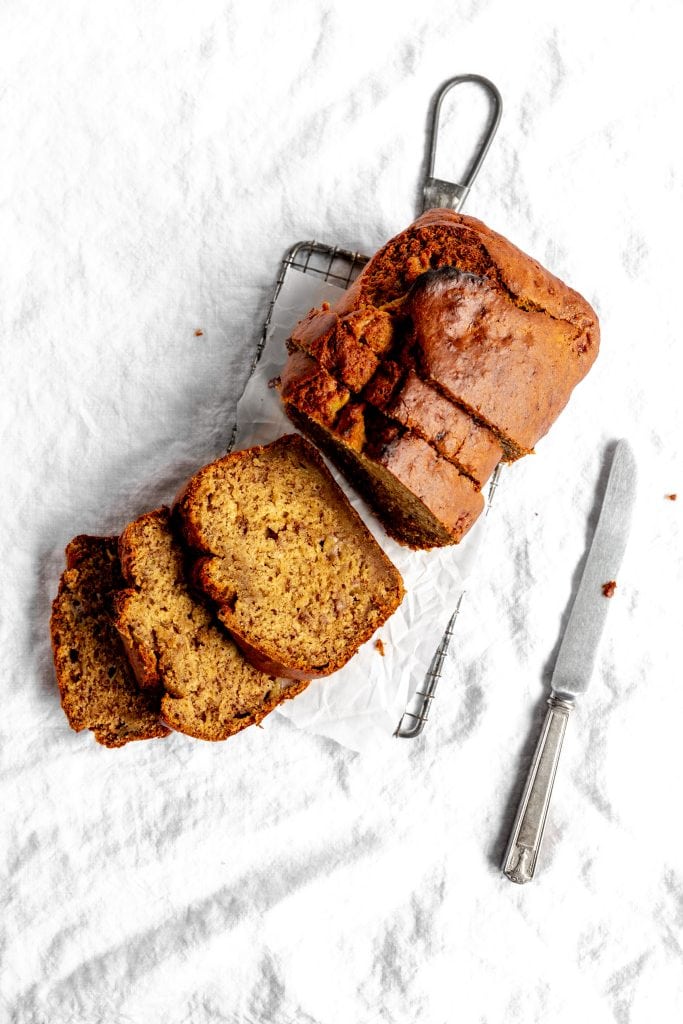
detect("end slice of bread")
(115, 507), (306, 741)
(50, 535), (169, 748)
(175, 434), (405, 680)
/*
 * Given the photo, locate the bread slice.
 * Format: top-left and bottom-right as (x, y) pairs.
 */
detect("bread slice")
(279, 358), (483, 549)
(174, 434), (405, 679)
(114, 507), (306, 740)
(50, 535), (169, 748)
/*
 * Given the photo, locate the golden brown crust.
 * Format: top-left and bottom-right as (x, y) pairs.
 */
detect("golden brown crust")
(413, 210), (598, 335)
(279, 350), (351, 424)
(408, 268), (587, 453)
(385, 370), (503, 484)
(290, 307), (379, 391)
(352, 210), (599, 333)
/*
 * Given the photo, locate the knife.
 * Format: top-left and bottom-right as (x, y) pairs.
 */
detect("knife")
(502, 439), (637, 883)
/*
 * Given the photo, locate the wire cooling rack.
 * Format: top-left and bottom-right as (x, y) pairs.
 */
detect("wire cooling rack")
(235, 75), (504, 738)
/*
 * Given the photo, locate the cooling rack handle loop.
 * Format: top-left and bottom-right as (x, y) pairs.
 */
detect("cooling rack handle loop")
(422, 74), (502, 214)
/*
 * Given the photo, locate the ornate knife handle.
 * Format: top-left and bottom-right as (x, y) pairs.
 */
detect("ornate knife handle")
(502, 693), (574, 883)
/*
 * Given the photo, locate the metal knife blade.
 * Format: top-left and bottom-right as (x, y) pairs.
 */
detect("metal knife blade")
(551, 438), (637, 697)
(502, 440), (637, 883)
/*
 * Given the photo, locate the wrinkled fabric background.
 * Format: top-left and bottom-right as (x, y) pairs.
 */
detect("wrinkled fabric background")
(2, 2), (682, 1021)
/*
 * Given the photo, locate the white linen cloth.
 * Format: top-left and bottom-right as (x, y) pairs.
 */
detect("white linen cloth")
(2, 2), (682, 1021)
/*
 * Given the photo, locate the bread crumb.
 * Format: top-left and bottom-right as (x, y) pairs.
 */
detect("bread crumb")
(194, 329), (204, 337)
(602, 580), (617, 598)
(375, 638), (385, 656)
(666, 493), (677, 501)
(321, 301), (331, 311)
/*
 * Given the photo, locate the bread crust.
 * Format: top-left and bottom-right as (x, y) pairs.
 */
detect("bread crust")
(408, 268), (589, 453)
(384, 370), (503, 484)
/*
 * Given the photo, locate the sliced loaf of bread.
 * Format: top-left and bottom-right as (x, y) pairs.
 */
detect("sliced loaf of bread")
(50, 535), (169, 747)
(175, 433), (405, 679)
(115, 507), (306, 740)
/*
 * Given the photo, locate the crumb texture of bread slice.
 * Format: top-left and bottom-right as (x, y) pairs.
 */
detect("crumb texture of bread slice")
(115, 507), (305, 741)
(175, 434), (405, 679)
(49, 535), (169, 748)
